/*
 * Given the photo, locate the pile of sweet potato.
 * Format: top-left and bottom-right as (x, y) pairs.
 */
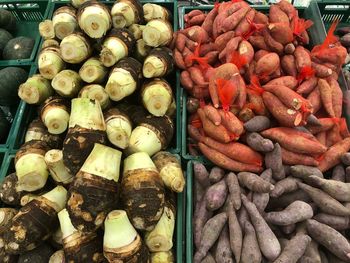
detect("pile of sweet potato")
(175, 0), (350, 174)
(193, 162), (350, 263)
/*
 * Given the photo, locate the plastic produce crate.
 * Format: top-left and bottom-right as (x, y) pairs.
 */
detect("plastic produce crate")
(0, 151), (185, 263)
(0, 64), (35, 149)
(318, 1), (350, 30)
(28, 0), (181, 154)
(0, 0), (51, 66)
(180, 1), (350, 161)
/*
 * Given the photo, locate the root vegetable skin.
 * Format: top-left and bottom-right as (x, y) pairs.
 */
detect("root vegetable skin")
(205, 179), (228, 211)
(246, 132), (275, 152)
(306, 219), (350, 262)
(227, 202), (242, 263)
(313, 213), (350, 230)
(208, 167), (225, 183)
(193, 195), (213, 249)
(252, 168), (273, 213)
(226, 172), (241, 210)
(265, 143), (285, 180)
(241, 221), (262, 263)
(256, 52), (280, 76)
(215, 224), (234, 263)
(318, 137), (350, 172)
(237, 172), (274, 193)
(244, 116), (271, 132)
(241, 194), (281, 261)
(270, 177), (301, 198)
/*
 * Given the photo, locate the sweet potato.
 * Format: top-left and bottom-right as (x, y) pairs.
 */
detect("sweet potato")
(222, 6), (251, 33)
(329, 77), (343, 119)
(198, 143), (263, 173)
(298, 240), (322, 263)
(312, 62), (332, 78)
(307, 113), (321, 126)
(185, 37), (198, 51)
(193, 161), (210, 188)
(238, 107), (254, 122)
(241, 194), (281, 261)
(247, 132), (274, 152)
(194, 212), (228, 263)
(175, 33), (186, 52)
(308, 175), (350, 202)
(227, 203), (242, 263)
(241, 221), (262, 263)
(318, 78), (335, 117)
(215, 31), (236, 52)
(247, 91), (267, 115)
(284, 43), (296, 54)
(266, 76), (298, 90)
(219, 110), (245, 138)
(187, 10), (203, 19)
(327, 124), (343, 147)
(215, 224), (234, 263)
(209, 167), (225, 184)
(244, 116), (270, 132)
(186, 26), (209, 43)
(297, 182), (350, 216)
(269, 5), (290, 24)
(332, 164), (346, 182)
(261, 127), (328, 155)
(204, 51), (219, 65)
(199, 43), (217, 56)
(252, 168), (272, 213)
(281, 55), (297, 77)
(202, 8), (218, 37)
(306, 219), (350, 262)
(297, 77), (318, 94)
(314, 213), (349, 230)
(238, 40), (254, 65)
(235, 9), (255, 37)
(194, 179), (204, 204)
(254, 50), (270, 62)
(268, 190), (311, 210)
(268, 22), (293, 45)
(307, 86), (322, 113)
(262, 92), (302, 127)
(236, 76), (247, 109)
(316, 131), (327, 146)
(205, 179), (228, 211)
(193, 195), (213, 249)
(198, 108), (231, 143)
(311, 46), (347, 66)
(295, 46), (312, 71)
(188, 67), (208, 86)
(238, 171), (274, 193)
(318, 137), (350, 172)
(271, 177), (301, 198)
(201, 253), (216, 263)
(221, 36), (242, 61)
(256, 52), (280, 75)
(277, 0), (296, 19)
(189, 14), (206, 26)
(174, 48), (186, 69)
(273, 234), (312, 263)
(290, 165), (324, 183)
(180, 70), (194, 90)
(281, 147), (319, 166)
(306, 118), (335, 134)
(341, 152), (350, 165)
(265, 201), (313, 225)
(203, 105), (221, 126)
(254, 11), (269, 24)
(263, 28), (284, 55)
(265, 143), (285, 180)
(249, 35), (269, 51)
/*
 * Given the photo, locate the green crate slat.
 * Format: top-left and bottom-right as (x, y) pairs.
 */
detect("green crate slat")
(179, 1), (350, 162)
(318, 1), (350, 30)
(0, 0), (51, 66)
(0, 149), (10, 183)
(0, 64), (35, 150)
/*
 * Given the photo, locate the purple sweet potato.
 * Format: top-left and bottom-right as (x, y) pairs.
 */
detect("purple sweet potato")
(246, 132), (275, 152)
(215, 224), (234, 263)
(252, 168), (273, 213)
(205, 179), (228, 211)
(244, 116), (271, 132)
(313, 213), (350, 230)
(194, 161), (210, 188)
(193, 195), (213, 249)
(265, 143), (285, 180)
(270, 177), (301, 198)
(238, 171), (274, 193)
(241, 221), (262, 263)
(226, 172), (241, 210)
(227, 202), (242, 263)
(209, 167), (225, 184)
(332, 164), (346, 182)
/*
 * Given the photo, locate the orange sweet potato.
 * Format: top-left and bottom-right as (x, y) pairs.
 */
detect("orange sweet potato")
(328, 77), (343, 118)
(269, 5), (290, 24)
(277, 0), (296, 19)
(263, 28), (284, 55)
(255, 50), (270, 62)
(202, 8), (218, 37)
(215, 31), (236, 52)
(188, 67), (208, 86)
(180, 70), (194, 90)
(281, 55), (297, 77)
(198, 142), (263, 173)
(205, 51), (219, 65)
(222, 6), (251, 32)
(235, 9), (256, 36)
(199, 43), (217, 56)
(238, 40), (254, 65)
(294, 46), (312, 71)
(221, 36), (242, 62)
(307, 86), (322, 113)
(281, 147), (319, 166)
(204, 105), (221, 126)
(174, 48), (186, 69)
(316, 131), (327, 146)
(255, 52), (280, 76)
(254, 11), (269, 24)
(268, 22), (293, 45)
(311, 62), (332, 78)
(306, 118), (335, 134)
(311, 46), (347, 66)
(284, 43), (296, 55)
(247, 92), (268, 116)
(236, 76), (247, 109)
(318, 78), (335, 117)
(265, 76), (298, 90)
(261, 127), (328, 154)
(249, 35), (270, 51)
(186, 26), (209, 43)
(296, 77), (318, 95)
(189, 14), (206, 26)
(318, 137), (350, 172)
(219, 110), (244, 138)
(262, 91), (302, 127)
(175, 33), (186, 52)
(326, 124), (343, 148)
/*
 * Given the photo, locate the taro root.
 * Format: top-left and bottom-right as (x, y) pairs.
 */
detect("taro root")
(58, 209), (104, 262)
(142, 47), (174, 78)
(78, 84), (111, 110)
(40, 97), (70, 135)
(121, 152), (165, 231)
(41, 39), (60, 49)
(62, 98), (107, 175)
(126, 115), (174, 156)
(48, 250), (65, 263)
(111, 0), (144, 28)
(143, 3), (171, 22)
(38, 46), (66, 80)
(99, 28), (135, 67)
(15, 140), (50, 192)
(17, 243), (54, 263)
(104, 107), (133, 149)
(141, 78), (174, 117)
(51, 70), (83, 98)
(128, 24), (145, 40)
(77, 1), (112, 39)
(45, 149), (74, 185)
(18, 74), (54, 105)
(60, 32), (92, 64)
(52, 6), (78, 40)
(3, 186), (67, 254)
(25, 119), (63, 149)
(142, 19), (173, 47)
(67, 143), (122, 232)
(78, 57), (108, 84)
(135, 39), (152, 61)
(0, 173), (26, 206)
(152, 151), (185, 193)
(39, 20), (55, 40)
(105, 57), (142, 101)
(103, 210), (150, 262)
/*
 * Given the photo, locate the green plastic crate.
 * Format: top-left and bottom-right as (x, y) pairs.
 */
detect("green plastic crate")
(0, 0), (51, 66)
(318, 1), (350, 30)
(180, 1), (350, 161)
(0, 64), (36, 149)
(0, 150), (185, 263)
